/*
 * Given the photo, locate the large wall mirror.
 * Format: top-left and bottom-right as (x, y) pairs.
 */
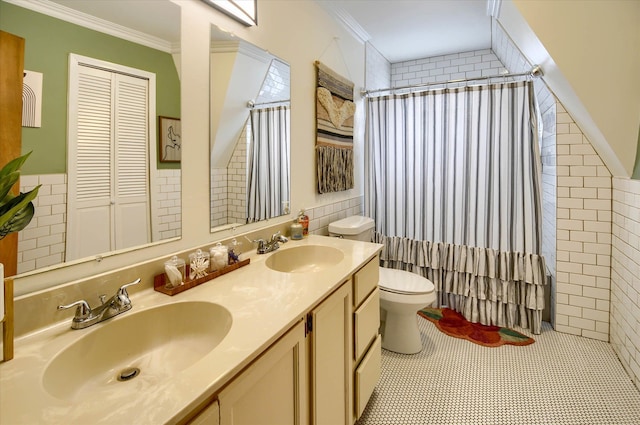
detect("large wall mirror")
(1, 0), (181, 275)
(209, 24), (291, 232)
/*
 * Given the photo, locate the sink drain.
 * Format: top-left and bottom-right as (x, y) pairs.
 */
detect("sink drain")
(117, 367), (140, 382)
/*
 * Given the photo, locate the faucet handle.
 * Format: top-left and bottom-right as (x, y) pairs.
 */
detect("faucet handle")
(115, 278), (141, 309)
(253, 238), (267, 251)
(57, 300), (91, 320)
(270, 231), (281, 242)
(117, 278), (141, 297)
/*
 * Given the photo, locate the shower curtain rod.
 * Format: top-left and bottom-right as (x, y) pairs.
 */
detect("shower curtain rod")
(361, 64), (543, 97)
(246, 99), (291, 109)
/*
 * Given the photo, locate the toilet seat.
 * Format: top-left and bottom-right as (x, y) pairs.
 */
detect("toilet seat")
(379, 267), (434, 295)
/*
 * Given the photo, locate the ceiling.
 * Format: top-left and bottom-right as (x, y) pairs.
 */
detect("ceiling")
(319, 0), (493, 63)
(43, 0), (492, 63)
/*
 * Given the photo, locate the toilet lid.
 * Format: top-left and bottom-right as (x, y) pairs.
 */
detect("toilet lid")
(379, 267), (434, 295)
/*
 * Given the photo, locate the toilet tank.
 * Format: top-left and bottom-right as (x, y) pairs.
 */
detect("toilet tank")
(328, 216), (375, 241)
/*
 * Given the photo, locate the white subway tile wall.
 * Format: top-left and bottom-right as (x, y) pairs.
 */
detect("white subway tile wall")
(540, 103), (557, 324)
(17, 174), (67, 274)
(210, 124), (248, 228)
(555, 103), (612, 341)
(490, 21), (557, 323)
(365, 42), (391, 91)
(390, 49), (508, 87)
(253, 59), (290, 105)
(156, 169), (182, 240)
(307, 195), (364, 236)
(491, 20), (531, 75)
(611, 178), (640, 388)
(210, 167), (228, 228)
(228, 125), (248, 223)
(18, 170), (182, 273)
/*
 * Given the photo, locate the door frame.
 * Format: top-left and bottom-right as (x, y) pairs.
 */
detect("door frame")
(66, 54), (158, 260)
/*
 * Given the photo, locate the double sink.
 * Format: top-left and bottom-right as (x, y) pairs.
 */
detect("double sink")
(1, 239), (363, 424)
(43, 245), (343, 401)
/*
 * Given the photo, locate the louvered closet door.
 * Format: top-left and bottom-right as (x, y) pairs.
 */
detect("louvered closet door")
(113, 75), (150, 251)
(66, 65), (150, 261)
(67, 66), (113, 261)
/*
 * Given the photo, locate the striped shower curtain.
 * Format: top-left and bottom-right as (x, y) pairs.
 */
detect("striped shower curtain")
(247, 106), (290, 223)
(365, 81), (547, 334)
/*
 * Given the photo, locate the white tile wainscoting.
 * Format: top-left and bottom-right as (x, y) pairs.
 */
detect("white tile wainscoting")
(307, 195), (364, 236)
(611, 177), (640, 389)
(18, 170), (182, 273)
(554, 103), (612, 342)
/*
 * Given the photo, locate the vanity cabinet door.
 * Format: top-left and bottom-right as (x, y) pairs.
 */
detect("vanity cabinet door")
(309, 281), (353, 425)
(188, 399), (220, 425)
(218, 320), (306, 425)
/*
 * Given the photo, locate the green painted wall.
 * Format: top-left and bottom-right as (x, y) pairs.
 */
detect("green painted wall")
(0, 2), (181, 174)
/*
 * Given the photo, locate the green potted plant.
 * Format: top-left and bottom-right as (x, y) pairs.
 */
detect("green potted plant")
(0, 152), (40, 240)
(1, 152), (40, 361)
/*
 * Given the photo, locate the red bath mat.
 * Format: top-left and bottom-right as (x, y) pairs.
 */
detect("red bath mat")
(418, 307), (535, 347)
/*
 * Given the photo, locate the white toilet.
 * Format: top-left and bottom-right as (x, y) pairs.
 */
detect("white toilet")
(329, 216), (436, 354)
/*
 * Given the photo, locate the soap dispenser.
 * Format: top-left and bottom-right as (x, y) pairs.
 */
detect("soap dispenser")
(298, 209), (309, 237)
(290, 217), (303, 240)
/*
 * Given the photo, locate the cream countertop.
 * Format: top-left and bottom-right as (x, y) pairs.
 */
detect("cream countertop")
(0, 235), (382, 424)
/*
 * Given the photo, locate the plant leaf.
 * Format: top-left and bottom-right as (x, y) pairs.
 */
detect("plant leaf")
(0, 202), (34, 239)
(0, 185), (41, 238)
(0, 171), (20, 202)
(0, 151), (32, 180)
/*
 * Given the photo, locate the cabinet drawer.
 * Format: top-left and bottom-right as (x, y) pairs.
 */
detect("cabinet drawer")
(353, 258), (379, 308)
(354, 288), (379, 361)
(355, 334), (381, 419)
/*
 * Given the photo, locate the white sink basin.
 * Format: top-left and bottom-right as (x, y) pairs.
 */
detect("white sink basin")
(42, 301), (232, 400)
(265, 245), (344, 273)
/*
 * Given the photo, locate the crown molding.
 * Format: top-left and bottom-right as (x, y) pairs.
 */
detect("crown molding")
(5, 0), (174, 53)
(210, 40), (241, 54)
(316, 0), (370, 44)
(211, 40), (273, 63)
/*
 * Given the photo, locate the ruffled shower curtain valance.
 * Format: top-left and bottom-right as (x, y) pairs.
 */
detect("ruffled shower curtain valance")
(375, 235), (546, 333)
(365, 81), (547, 333)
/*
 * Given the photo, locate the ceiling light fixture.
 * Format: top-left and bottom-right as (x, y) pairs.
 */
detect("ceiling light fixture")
(202, 0), (257, 27)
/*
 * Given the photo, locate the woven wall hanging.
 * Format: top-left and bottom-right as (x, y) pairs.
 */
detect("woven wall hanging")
(314, 61), (355, 194)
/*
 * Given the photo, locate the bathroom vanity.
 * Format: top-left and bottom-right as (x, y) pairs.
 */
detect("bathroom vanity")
(0, 235), (382, 424)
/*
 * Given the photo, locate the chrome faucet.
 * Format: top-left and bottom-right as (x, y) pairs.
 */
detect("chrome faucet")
(57, 278), (141, 330)
(254, 231), (288, 254)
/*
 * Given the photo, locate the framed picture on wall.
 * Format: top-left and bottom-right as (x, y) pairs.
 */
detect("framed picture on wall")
(158, 116), (181, 163)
